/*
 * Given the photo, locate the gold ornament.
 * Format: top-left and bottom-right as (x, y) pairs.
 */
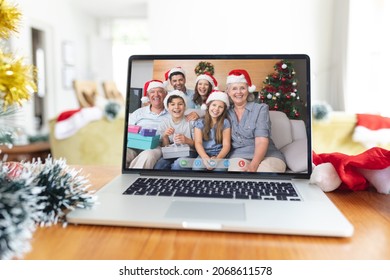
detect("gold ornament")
(0, 0), (22, 39)
(0, 50), (37, 109)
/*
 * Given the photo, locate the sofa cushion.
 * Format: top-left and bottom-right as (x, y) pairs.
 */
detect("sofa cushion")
(269, 111), (293, 149)
(280, 138), (308, 172)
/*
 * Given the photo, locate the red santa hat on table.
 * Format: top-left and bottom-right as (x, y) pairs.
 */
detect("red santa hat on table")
(226, 69), (256, 93)
(54, 107), (103, 140)
(201, 90), (230, 110)
(163, 67), (186, 87)
(142, 79), (166, 104)
(196, 72), (218, 90)
(163, 90), (188, 110)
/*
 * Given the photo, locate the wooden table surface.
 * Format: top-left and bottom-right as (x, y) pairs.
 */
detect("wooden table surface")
(24, 165), (390, 260)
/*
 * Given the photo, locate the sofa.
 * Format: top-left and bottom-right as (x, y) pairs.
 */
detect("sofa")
(269, 111), (307, 172)
(49, 116), (124, 165)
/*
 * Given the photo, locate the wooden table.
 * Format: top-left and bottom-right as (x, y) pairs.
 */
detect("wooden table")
(24, 165), (390, 260)
(0, 141), (51, 162)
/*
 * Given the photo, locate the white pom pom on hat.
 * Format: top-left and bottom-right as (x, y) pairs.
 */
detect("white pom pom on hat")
(202, 90), (230, 110)
(163, 90), (188, 109)
(226, 69), (256, 93)
(196, 72), (218, 90)
(142, 80), (166, 103)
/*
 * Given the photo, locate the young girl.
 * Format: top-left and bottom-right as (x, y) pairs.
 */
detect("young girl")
(154, 90), (197, 170)
(193, 90), (231, 170)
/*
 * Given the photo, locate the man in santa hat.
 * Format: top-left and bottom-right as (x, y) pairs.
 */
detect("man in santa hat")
(164, 67), (199, 121)
(126, 80), (169, 168)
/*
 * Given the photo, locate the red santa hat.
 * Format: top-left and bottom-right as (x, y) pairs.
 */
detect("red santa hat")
(196, 72), (218, 89)
(201, 90), (230, 110)
(352, 114), (390, 148)
(142, 79), (165, 103)
(54, 107), (103, 140)
(163, 90), (188, 110)
(163, 67), (186, 87)
(226, 69), (256, 93)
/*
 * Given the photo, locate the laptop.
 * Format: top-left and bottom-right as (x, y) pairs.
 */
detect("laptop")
(67, 54), (354, 237)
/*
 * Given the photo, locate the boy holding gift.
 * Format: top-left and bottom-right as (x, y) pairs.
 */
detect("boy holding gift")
(154, 90), (197, 170)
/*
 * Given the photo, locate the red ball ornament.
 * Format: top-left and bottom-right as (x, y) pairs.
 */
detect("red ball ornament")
(281, 77), (286, 82)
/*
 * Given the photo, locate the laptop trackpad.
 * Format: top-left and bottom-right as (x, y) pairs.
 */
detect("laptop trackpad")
(165, 201), (246, 221)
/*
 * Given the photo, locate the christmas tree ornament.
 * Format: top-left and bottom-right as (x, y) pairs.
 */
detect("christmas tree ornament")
(0, 50), (37, 108)
(0, 0), (21, 39)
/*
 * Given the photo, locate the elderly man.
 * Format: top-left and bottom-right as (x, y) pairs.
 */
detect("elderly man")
(126, 79), (169, 168)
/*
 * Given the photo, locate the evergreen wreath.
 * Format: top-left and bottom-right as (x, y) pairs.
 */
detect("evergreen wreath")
(194, 61), (215, 76)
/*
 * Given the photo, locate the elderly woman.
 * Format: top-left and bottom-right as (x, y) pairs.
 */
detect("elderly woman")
(226, 69), (286, 173)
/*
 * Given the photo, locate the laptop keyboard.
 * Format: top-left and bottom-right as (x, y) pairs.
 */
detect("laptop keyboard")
(123, 178), (301, 201)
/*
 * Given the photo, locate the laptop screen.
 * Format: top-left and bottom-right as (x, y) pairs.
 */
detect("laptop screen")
(123, 54), (311, 179)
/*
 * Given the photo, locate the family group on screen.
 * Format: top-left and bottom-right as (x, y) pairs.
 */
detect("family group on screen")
(126, 66), (287, 173)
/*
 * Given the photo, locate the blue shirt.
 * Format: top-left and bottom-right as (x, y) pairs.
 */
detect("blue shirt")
(129, 105), (169, 135)
(194, 118), (231, 156)
(227, 102), (285, 162)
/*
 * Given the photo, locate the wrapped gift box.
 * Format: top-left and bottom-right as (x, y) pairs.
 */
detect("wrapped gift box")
(140, 128), (157, 137)
(127, 133), (160, 150)
(128, 125), (141, 134)
(162, 144), (190, 159)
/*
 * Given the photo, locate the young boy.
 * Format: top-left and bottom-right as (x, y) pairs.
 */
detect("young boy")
(154, 90), (197, 170)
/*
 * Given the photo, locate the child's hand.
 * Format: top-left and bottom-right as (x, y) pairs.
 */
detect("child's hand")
(173, 133), (186, 144)
(164, 127), (175, 137)
(185, 111), (199, 121)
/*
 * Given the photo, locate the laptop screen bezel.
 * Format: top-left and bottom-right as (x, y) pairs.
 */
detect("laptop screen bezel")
(121, 54), (312, 180)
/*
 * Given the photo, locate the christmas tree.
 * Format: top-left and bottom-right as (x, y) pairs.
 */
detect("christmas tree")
(259, 60), (303, 119)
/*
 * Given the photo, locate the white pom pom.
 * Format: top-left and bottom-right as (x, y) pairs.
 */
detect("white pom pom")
(214, 86), (219, 90)
(248, 85), (256, 93)
(162, 80), (169, 87)
(141, 96), (149, 103)
(310, 163), (341, 192)
(201, 104), (208, 111)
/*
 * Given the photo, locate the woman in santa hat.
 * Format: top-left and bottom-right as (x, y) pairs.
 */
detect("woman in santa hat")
(225, 69), (286, 173)
(193, 72), (218, 109)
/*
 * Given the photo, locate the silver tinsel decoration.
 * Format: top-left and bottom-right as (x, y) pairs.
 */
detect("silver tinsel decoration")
(25, 157), (97, 227)
(0, 157), (96, 259)
(0, 163), (42, 260)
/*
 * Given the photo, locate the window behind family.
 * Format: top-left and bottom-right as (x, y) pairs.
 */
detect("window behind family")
(125, 57), (310, 174)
